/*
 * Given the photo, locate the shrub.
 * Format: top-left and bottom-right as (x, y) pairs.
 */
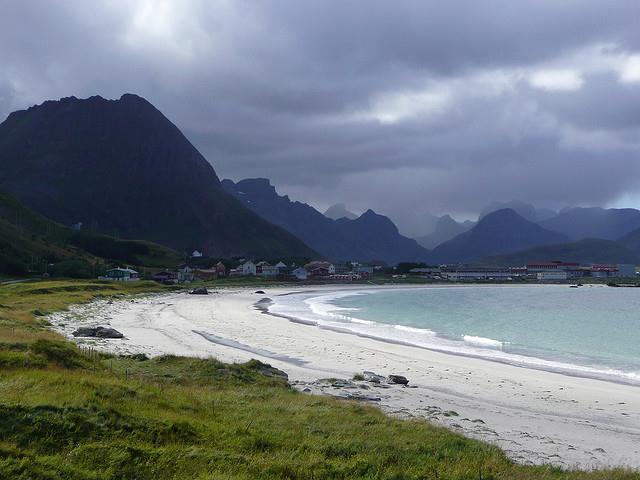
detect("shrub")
(29, 339), (88, 369)
(0, 254), (28, 276)
(50, 259), (93, 279)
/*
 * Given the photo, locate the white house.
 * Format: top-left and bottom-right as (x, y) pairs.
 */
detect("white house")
(275, 261), (287, 270)
(241, 261), (257, 276)
(260, 265), (280, 277)
(178, 266), (195, 283)
(356, 265), (374, 276)
(191, 250), (203, 258)
(292, 267), (308, 280)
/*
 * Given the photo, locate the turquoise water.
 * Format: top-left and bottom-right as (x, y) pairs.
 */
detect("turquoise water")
(269, 285), (640, 384)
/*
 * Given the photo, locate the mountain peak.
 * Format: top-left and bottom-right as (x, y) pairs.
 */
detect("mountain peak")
(431, 208), (568, 263)
(0, 95), (316, 258)
(479, 200), (546, 222)
(232, 178), (278, 199)
(415, 214), (474, 249)
(480, 208), (526, 223)
(119, 93), (146, 103)
(324, 203), (357, 220)
(223, 178), (429, 263)
(351, 209), (399, 235)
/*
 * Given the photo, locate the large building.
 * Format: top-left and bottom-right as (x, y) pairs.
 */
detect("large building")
(104, 267), (139, 281)
(537, 271), (568, 281)
(526, 261), (636, 278)
(443, 267), (512, 281)
(526, 261), (580, 273)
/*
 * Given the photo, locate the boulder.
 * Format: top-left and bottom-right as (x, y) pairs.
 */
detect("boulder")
(72, 326), (98, 337)
(95, 327), (124, 339)
(388, 374), (409, 385)
(246, 359), (289, 380)
(189, 287), (209, 295)
(257, 364), (288, 380)
(363, 371), (386, 384)
(72, 326), (124, 339)
(346, 393), (382, 402)
(254, 290), (266, 294)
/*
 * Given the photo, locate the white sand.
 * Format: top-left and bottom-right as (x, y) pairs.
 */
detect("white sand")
(49, 286), (640, 470)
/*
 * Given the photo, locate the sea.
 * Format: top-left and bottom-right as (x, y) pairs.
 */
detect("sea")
(268, 285), (640, 385)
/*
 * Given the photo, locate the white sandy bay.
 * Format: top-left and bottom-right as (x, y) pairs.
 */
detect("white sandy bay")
(49, 285), (640, 470)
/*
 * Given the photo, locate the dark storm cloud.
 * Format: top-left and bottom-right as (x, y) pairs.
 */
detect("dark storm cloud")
(2, 0), (640, 228)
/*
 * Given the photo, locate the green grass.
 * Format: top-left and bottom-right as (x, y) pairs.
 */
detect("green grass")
(0, 280), (638, 479)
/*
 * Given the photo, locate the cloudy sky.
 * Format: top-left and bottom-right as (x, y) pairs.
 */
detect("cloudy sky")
(2, 1), (640, 229)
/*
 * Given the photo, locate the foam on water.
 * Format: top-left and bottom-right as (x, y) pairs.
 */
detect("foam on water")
(267, 286), (640, 386)
(463, 335), (504, 349)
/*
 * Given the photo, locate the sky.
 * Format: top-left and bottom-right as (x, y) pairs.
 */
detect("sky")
(2, 0), (640, 232)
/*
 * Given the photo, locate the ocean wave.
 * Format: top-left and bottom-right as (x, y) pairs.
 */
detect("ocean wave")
(304, 291), (373, 323)
(463, 335), (503, 349)
(394, 324), (436, 336)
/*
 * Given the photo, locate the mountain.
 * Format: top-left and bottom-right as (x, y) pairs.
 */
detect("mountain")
(0, 94), (316, 259)
(324, 203), (358, 220)
(482, 239), (639, 265)
(479, 200), (556, 222)
(431, 209), (569, 263)
(222, 178), (431, 264)
(539, 207), (640, 241)
(617, 227), (640, 256)
(415, 215), (474, 249)
(0, 188), (181, 276)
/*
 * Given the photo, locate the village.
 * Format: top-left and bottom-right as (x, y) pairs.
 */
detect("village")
(99, 252), (377, 283)
(99, 248), (638, 284)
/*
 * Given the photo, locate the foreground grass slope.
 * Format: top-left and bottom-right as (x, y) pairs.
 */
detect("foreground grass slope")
(0, 281), (638, 479)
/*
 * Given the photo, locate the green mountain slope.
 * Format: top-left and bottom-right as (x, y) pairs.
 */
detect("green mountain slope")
(617, 227), (640, 256)
(481, 238), (639, 265)
(0, 94), (316, 260)
(0, 189), (181, 276)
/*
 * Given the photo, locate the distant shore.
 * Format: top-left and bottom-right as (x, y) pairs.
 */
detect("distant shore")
(50, 284), (640, 470)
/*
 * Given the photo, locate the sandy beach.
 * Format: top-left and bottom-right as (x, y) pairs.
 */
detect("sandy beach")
(49, 285), (640, 470)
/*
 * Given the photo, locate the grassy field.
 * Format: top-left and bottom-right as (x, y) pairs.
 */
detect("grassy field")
(0, 280), (638, 479)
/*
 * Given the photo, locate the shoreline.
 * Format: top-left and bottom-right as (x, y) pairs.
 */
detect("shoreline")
(49, 284), (640, 470)
(264, 284), (640, 388)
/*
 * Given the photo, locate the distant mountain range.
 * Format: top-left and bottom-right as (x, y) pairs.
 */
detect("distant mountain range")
(2, 94), (640, 268)
(0, 94), (316, 260)
(539, 207), (640, 240)
(222, 178), (431, 264)
(408, 202), (640, 264)
(430, 209), (569, 263)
